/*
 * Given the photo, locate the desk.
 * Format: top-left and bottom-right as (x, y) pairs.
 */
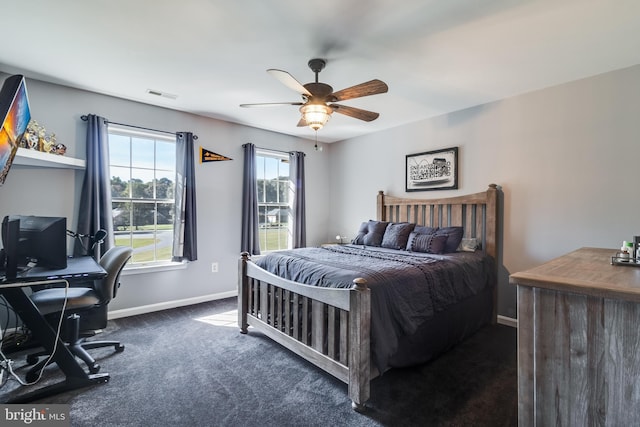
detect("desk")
(1, 256), (109, 403)
(510, 247), (640, 426)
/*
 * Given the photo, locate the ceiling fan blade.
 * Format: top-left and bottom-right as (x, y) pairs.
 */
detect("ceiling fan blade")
(330, 104), (380, 122)
(267, 69), (312, 96)
(331, 79), (388, 101)
(240, 102), (303, 108)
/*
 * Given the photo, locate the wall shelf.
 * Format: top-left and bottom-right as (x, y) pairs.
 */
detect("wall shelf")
(13, 147), (85, 169)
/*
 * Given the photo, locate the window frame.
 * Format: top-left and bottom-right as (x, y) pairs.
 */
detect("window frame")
(107, 125), (179, 268)
(255, 149), (294, 253)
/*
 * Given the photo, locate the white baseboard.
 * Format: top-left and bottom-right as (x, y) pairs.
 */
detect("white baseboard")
(107, 290), (237, 320)
(497, 315), (517, 328)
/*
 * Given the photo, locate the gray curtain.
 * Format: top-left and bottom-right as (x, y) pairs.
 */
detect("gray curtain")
(172, 132), (198, 261)
(75, 114), (114, 259)
(241, 143), (260, 255)
(290, 151), (306, 248)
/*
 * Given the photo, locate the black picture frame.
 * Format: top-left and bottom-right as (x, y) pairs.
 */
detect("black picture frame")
(405, 147), (458, 192)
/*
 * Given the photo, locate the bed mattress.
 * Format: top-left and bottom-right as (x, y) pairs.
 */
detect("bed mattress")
(254, 244), (495, 371)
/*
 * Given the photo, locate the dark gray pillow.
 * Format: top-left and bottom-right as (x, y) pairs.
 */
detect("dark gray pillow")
(381, 222), (416, 250)
(413, 225), (438, 235)
(435, 226), (464, 253)
(406, 233), (448, 254)
(405, 225), (437, 250)
(352, 220), (389, 246)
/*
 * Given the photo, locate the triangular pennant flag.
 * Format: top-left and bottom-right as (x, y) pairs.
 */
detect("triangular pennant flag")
(200, 146), (232, 163)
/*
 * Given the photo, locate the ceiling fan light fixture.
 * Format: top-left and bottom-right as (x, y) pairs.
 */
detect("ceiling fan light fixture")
(300, 104), (331, 131)
(242, 59), (387, 131)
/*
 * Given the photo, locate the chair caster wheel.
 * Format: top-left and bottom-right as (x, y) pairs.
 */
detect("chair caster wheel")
(26, 355), (39, 365)
(89, 363), (101, 374)
(115, 344), (125, 352)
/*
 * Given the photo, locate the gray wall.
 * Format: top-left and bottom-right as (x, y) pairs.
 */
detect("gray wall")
(328, 64), (640, 318)
(3, 64), (639, 320)
(0, 73), (332, 313)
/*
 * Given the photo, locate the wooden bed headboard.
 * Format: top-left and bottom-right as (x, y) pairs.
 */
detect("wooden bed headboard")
(376, 184), (499, 260)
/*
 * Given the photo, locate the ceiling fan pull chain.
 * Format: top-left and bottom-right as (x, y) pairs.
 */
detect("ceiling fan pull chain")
(314, 130), (323, 152)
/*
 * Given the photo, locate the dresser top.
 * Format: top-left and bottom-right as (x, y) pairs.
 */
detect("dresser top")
(509, 247), (640, 302)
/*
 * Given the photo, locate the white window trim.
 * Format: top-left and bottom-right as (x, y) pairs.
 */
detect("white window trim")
(108, 125), (177, 268)
(255, 149), (293, 252)
(121, 260), (188, 276)
(108, 124), (175, 142)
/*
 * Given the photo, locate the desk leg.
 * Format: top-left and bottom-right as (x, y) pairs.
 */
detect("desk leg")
(7, 373), (110, 403)
(1, 288), (109, 402)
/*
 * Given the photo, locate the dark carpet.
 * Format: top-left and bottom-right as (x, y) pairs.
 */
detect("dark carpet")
(0, 298), (517, 426)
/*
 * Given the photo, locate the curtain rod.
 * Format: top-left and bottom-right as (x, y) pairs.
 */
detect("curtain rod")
(81, 115), (198, 140)
(243, 143), (305, 156)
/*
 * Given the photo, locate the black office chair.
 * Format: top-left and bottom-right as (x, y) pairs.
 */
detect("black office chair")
(25, 246), (133, 382)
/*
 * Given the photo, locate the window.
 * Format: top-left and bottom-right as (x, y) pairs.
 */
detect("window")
(256, 150), (292, 252)
(108, 126), (176, 265)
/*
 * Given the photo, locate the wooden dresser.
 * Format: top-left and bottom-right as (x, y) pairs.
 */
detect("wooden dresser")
(510, 247), (640, 426)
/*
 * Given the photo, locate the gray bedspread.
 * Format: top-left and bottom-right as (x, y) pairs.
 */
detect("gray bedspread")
(254, 244), (495, 372)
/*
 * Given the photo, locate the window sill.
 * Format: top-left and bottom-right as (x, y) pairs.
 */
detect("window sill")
(121, 261), (188, 276)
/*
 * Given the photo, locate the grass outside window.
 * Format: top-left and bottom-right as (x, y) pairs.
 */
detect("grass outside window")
(259, 227), (289, 252)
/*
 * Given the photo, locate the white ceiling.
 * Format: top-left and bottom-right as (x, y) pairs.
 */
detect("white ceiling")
(1, 0), (639, 143)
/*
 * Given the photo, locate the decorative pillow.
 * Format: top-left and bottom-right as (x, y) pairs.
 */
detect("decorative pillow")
(381, 222), (416, 250)
(459, 238), (479, 252)
(406, 232), (448, 254)
(351, 220), (389, 246)
(435, 226), (464, 253)
(413, 225), (438, 235)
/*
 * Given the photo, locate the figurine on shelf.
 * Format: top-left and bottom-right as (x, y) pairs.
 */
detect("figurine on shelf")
(40, 134), (53, 153)
(50, 142), (67, 155)
(18, 120), (65, 155)
(19, 120), (43, 149)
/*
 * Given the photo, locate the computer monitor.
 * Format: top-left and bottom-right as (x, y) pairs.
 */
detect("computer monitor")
(0, 75), (31, 186)
(2, 215), (67, 269)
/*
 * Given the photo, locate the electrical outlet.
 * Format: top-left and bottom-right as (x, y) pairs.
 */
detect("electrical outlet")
(211, 262), (219, 273)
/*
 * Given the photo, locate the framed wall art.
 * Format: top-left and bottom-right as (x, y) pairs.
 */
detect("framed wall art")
(405, 147), (458, 192)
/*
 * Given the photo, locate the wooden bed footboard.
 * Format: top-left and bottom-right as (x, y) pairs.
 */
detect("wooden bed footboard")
(238, 252), (372, 410)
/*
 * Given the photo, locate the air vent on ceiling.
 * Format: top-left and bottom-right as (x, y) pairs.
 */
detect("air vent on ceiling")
(146, 89), (177, 100)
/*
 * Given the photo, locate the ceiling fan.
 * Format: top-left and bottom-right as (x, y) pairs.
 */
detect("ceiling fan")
(240, 58), (388, 131)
